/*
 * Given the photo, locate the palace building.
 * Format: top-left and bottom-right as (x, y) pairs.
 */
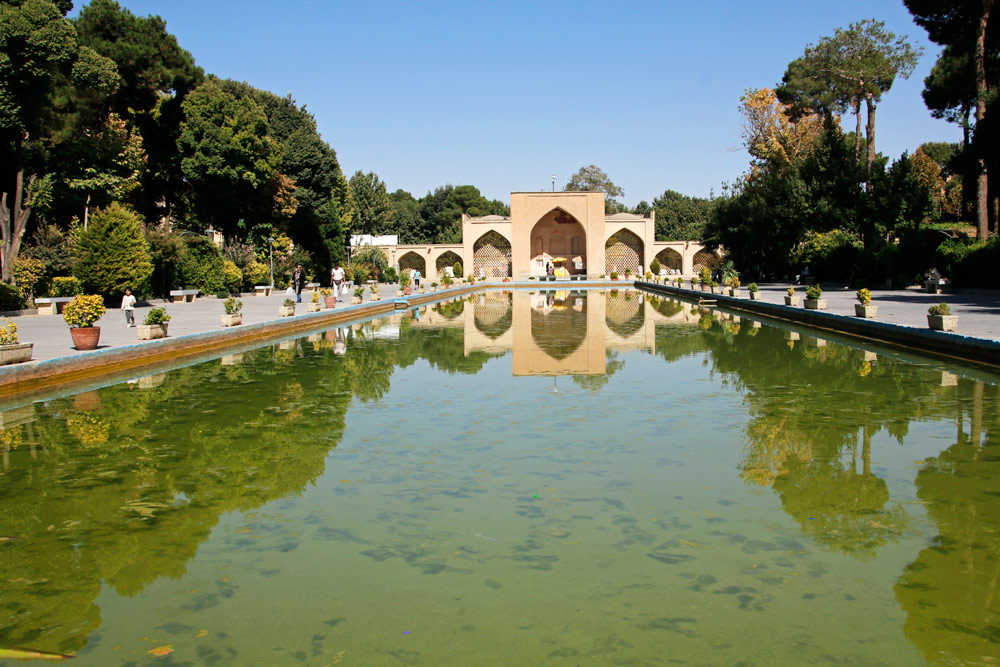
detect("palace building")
(369, 191), (715, 283)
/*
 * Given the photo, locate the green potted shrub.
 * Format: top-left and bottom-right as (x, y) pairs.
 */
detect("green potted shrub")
(430, 281), (438, 293)
(138, 307), (171, 340)
(370, 282), (381, 302)
(610, 271), (619, 281)
(320, 287), (336, 309)
(854, 288), (876, 318)
(352, 287), (364, 305)
(221, 297), (243, 326)
(804, 285), (826, 310)
(279, 297), (296, 317)
(0, 319), (32, 365)
(927, 302), (957, 331)
(784, 286), (799, 307)
(63, 294), (106, 350)
(442, 275), (454, 289)
(308, 289), (322, 312)
(748, 283), (762, 301)
(709, 280), (719, 294)
(650, 258), (662, 282)
(399, 272), (412, 296)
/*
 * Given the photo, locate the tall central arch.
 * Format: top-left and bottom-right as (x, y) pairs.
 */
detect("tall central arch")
(473, 231), (511, 278)
(605, 229), (644, 275)
(529, 208), (586, 276)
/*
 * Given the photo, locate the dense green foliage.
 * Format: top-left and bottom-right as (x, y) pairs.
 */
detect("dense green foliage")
(177, 235), (224, 293)
(73, 203), (152, 298)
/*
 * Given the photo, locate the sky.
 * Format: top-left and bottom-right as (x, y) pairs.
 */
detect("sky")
(87, 0), (958, 207)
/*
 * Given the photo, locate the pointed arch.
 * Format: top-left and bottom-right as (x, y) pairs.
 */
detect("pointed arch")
(654, 247), (683, 272)
(605, 229), (644, 275)
(473, 230), (512, 278)
(435, 250), (463, 275)
(398, 251), (426, 277)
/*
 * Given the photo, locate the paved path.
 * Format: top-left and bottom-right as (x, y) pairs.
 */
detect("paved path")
(2, 283), (998, 363)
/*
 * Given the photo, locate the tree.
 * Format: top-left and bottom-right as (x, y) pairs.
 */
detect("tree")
(564, 164), (624, 211)
(905, 0), (996, 238)
(739, 88), (824, 173)
(349, 170), (391, 236)
(388, 189), (424, 244)
(0, 0), (118, 283)
(176, 78), (281, 236)
(650, 190), (715, 241)
(776, 20), (921, 181)
(73, 202), (153, 298)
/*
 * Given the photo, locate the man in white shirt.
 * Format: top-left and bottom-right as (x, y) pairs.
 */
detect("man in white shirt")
(331, 264), (346, 299)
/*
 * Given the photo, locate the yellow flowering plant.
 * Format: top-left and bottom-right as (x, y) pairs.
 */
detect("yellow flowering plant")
(63, 294), (106, 328)
(0, 319), (18, 345)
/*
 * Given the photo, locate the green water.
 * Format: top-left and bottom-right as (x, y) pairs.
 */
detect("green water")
(0, 289), (998, 666)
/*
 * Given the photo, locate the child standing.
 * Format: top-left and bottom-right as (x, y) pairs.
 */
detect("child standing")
(121, 287), (136, 327)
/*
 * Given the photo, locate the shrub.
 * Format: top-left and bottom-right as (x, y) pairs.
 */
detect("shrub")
(144, 307), (171, 325)
(74, 203), (153, 299)
(928, 302), (951, 316)
(283, 298), (296, 307)
(936, 236), (1000, 288)
(224, 297), (243, 314)
(63, 294), (106, 328)
(13, 257), (46, 299)
(748, 282), (759, 292)
(856, 288), (872, 305)
(145, 228), (186, 298)
(52, 277), (82, 297)
(805, 285), (823, 300)
(222, 260), (243, 294)
(0, 284), (25, 311)
(319, 288), (332, 296)
(245, 261), (270, 287)
(0, 319), (18, 345)
(787, 286), (795, 296)
(351, 244), (388, 275)
(399, 272), (410, 288)
(453, 261), (463, 277)
(650, 258), (661, 275)
(610, 271), (619, 280)
(698, 267), (712, 283)
(352, 262), (373, 284)
(178, 235), (224, 293)
(383, 267), (398, 284)
(353, 287), (364, 299)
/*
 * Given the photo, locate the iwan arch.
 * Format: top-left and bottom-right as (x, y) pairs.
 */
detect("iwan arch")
(382, 191), (714, 283)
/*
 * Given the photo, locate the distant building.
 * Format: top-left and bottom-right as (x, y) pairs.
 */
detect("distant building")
(358, 191), (714, 283)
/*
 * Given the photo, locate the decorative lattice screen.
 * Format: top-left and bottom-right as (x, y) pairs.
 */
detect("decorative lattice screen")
(692, 249), (720, 273)
(398, 252), (426, 277)
(474, 293), (513, 338)
(605, 290), (645, 337)
(436, 251), (463, 274)
(473, 232), (511, 278)
(605, 230), (643, 275)
(655, 248), (683, 271)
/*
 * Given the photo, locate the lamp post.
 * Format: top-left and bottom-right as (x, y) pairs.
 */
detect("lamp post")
(268, 237), (275, 287)
(551, 174), (555, 192)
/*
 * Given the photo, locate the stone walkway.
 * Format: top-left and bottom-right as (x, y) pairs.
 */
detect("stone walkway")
(2, 282), (998, 363)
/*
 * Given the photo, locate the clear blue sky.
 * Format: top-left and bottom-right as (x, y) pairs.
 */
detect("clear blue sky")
(90, 0), (956, 207)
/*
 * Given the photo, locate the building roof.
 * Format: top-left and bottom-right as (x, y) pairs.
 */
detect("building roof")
(605, 212), (647, 221)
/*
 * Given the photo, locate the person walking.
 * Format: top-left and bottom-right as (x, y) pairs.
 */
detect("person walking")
(121, 287), (136, 327)
(331, 263), (346, 300)
(292, 265), (306, 302)
(413, 269), (420, 289)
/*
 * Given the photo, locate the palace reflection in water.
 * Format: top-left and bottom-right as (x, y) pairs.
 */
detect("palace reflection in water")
(0, 288), (997, 664)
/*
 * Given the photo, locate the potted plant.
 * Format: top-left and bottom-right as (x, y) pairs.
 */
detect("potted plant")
(308, 290), (321, 312)
(927, 302), (958, 331)
(804, 285), (826, 310)
(63, 294), (106, 350)
(221, 297), (243, 326)
(352, 287), (364, 305)
(854, 288), (877, 318)
(0, 319), (32, 365)
(321, 287), (336, 309)
(709, 280), (719, 294)
(748, 283), (762, 301)
(279, 298), (296, 317)
(138, 307), (171, 340)
(731, 280), (742, 298)
(370, 283), (381, 302)
(624, 268), (632, 281)
(784, 286), (799, 307)
(430, 281), (438, 293)
(400, 272), (412, 296)
(610, 271), (619, 281)
(442, 275), (454, 289)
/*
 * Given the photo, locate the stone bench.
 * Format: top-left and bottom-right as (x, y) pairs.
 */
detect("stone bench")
(169, 289), (200, 303)
(35, 296), (74, 315)
(925, 279), (949, 294)
(255, 285), (274, 296)
(305, 282), (320, 291)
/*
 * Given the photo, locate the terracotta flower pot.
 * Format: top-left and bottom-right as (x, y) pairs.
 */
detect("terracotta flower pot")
(70, 326), (101, 351)
(324, 297), (337, 308)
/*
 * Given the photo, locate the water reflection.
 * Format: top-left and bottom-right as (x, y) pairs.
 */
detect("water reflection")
(0, 289), (997, 663)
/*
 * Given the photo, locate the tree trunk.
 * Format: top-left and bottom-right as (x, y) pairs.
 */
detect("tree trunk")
(975, 0), (993, 240)
(0, 170), (35, 285)
(853, 98), (862, 164)
(864, 93), (876, 182)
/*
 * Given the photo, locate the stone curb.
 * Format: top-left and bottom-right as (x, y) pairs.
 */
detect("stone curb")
(637, 281), (1000, 369)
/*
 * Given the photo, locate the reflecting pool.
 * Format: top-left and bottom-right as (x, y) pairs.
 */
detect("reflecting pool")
(1, 288), (998, 665)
